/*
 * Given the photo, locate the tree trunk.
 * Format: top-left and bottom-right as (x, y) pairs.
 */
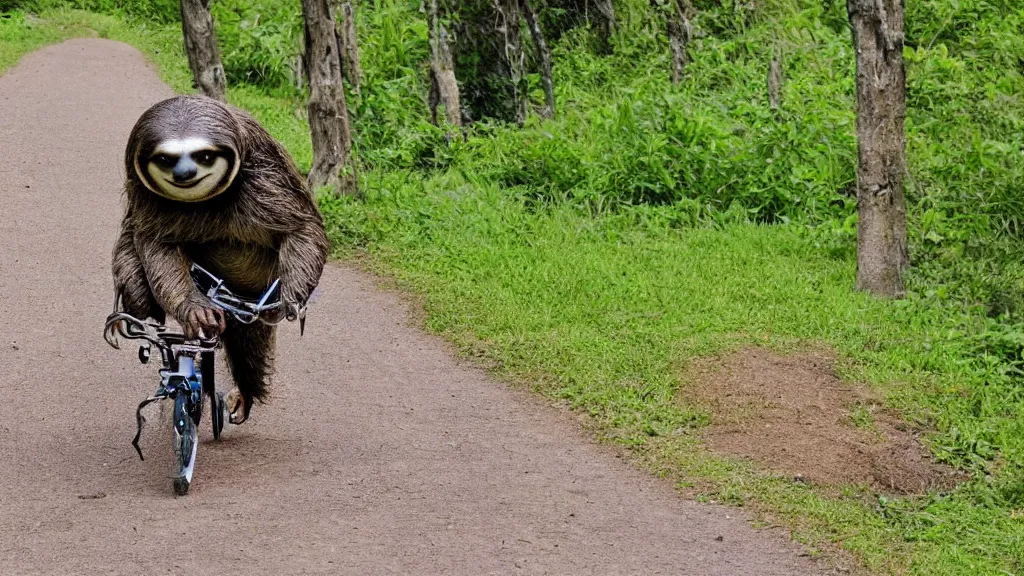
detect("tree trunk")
(665, 0), (691, 84)
(593, 0), (616, 48)
(334, 0), (363, 93)
(521, 0), (554, 119)
(427, 0), (462, 128)
(492, 0), (527, 124)
(767, 53), (782, 110)
(301, 0), (358, 195)
(179, 0), (226, 101)
(293, 52), (306, 91)
(848, 0), (908, 297)
(595, 0), (616, 31)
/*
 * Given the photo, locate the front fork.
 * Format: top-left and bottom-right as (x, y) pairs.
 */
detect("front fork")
(132, 352), (203, 461)
(173, 354), (204, 426)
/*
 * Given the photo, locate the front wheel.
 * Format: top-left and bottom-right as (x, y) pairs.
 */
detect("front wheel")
(172, 393), (198, 496)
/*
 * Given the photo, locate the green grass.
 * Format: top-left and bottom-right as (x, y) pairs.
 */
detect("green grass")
(5, 5), (1024, 574)
(0, 10), (87, 71)
(322, 172), (1024, 574)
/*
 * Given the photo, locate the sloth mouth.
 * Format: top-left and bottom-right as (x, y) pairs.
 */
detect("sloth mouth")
(165, 174), (212, 189)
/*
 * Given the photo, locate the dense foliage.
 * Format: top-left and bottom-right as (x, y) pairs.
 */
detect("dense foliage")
(35, 0), (1020, 317)
(16, 1), (1020, 295)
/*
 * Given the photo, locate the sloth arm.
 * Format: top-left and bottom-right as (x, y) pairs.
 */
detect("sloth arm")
(242, 134), (330, 309)
(111, 214), (162, 321)
(132, 232), (208, 323)
(276, 211), (329, 309)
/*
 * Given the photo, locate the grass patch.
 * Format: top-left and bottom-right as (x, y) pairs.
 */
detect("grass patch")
(0, 10), (90, 72)
(323, 175), (1024, 574)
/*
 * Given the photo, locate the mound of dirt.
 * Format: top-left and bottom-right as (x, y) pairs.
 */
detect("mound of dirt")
(683, 348), (961, 494)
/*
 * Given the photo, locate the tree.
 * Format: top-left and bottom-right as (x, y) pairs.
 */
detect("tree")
(179, 0), (226, 101)
(301, 0), (358, 195)
(450, 0), (559, 124)
(848, 0), (908, 297)
(522, 0), (554, 119)
(767, 52), (782, 111)
(492, 0), (527, 124)
(426, 0), (462, 128)
(334, 0), (363, 93)
(592, 0), (616, 42)
(652, 0), (691, 85)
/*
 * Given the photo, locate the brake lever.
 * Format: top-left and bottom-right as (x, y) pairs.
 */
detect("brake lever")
(104, 322), (121, 350)
(104, 312), (136, 350)
(123, 322), (150, 338)
(283, 303), (308, 335)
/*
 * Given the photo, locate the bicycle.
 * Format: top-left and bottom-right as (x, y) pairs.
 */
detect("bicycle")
(104, 263), (293, 496)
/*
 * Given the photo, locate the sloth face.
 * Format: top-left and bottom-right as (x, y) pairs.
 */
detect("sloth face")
(144, 138), (234, 202)
(128, 96), (242, 203)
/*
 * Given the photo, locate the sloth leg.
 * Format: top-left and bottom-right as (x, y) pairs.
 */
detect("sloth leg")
(222, 320), (276, 424)
(112, 223), (164, 323)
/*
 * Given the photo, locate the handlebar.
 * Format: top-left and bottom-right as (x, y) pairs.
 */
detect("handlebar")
(104, 312), (218, 353)
(105, 265), (311, 351)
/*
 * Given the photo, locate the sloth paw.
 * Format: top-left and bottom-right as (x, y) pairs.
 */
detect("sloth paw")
(179, 308), (225, 340)
(225, 389), (251, 425)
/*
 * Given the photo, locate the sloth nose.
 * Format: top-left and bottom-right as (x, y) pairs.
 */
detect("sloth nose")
(172, 158), (198, 182)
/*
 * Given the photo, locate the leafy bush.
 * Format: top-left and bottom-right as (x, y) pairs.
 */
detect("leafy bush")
(211, 0), (302, 90)
(21, 0), (1017, 310)
(0, 0), (30, 11)
(25, 0), (179, 22)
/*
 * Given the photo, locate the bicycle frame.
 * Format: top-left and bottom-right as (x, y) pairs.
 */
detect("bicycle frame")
(132, 350), (198, 454)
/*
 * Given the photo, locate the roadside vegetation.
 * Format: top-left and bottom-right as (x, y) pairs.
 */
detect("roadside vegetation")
(2, 0), (1023, 573)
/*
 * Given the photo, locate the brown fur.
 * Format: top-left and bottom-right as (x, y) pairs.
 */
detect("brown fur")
(112, 95), (329, 412)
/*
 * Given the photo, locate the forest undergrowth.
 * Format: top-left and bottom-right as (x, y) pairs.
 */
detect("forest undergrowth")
(2, 0), (1024, 573)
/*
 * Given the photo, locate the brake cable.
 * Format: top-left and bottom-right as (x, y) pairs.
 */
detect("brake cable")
(131, 392), (168, 461)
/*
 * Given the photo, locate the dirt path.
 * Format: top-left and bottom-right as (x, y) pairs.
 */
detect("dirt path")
(0, 39), (821, 575)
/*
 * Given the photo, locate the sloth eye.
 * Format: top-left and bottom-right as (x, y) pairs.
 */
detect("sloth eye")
(193, 151), (217, 167)
(151, 154), (176, 169)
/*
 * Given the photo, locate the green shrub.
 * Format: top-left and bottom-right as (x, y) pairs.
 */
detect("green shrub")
(211, 0), (302, 90)
(23, 0), (1017, 306)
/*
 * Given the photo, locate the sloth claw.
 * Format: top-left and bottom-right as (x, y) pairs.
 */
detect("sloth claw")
(182, 305), (225, 339)
(225, 389), (250, 425)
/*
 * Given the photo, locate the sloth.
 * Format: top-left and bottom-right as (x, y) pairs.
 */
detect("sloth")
(112, 95), (329, 425)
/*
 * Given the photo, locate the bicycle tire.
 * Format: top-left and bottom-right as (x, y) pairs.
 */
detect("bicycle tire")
(172, 393), (198, 496)
(211, 391), (225, 441)
(201, 350), (216, 397)
(201, 351), (225, 441)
